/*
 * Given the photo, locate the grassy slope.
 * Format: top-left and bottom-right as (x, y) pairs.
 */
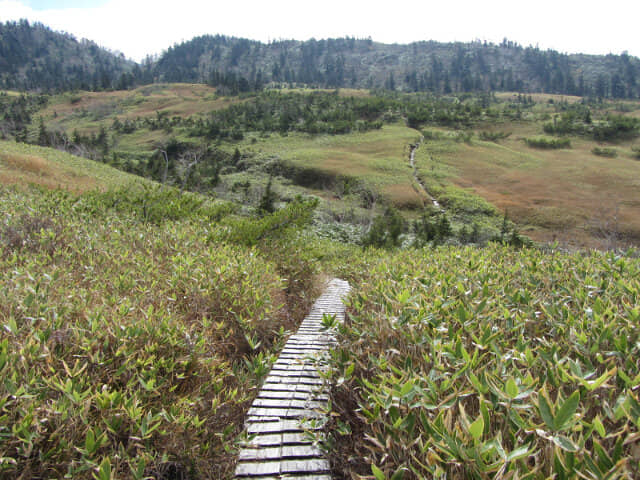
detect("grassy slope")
(41, 83), (236, 123)
(0, 140), (143, 191)
(0, 144), (330, 479)
(414, 121), (640, 248)
(235, 123), (425, 209)
(35, 83), (242, 155)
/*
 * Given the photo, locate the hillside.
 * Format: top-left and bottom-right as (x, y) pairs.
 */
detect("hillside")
(0, 140), (144, 191)
(10, 84), (640, 249)
(153, 36), (640, 98)
(1, 20), (639, 98)
(1, 143), (639, 479)
(0, 20), (136, 91)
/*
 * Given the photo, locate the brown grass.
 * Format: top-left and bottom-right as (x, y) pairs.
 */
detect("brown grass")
(0, 143), (141, 193)
(495, 91), (583, 104)
(42, 84), (242, 124)
(421, 127), (640, 248)
(0, 152), (98, 192)
(382, 183), (425, 209)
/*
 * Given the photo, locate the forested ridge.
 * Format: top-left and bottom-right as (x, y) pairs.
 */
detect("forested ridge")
(0, 20), (136, 91)
(1, 20), (639, 98)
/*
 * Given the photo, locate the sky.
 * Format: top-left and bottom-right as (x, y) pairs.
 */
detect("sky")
(1, 0), (638, 62)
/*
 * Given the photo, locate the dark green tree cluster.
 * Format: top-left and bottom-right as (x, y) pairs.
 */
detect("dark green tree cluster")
(142, 139), (227, 191)
(207, 69), (262, 95)
(544, 107), (640, 141)
(189, 90), (389, 139)
(412, 212), (453, 246)
(403, 93), (487, 128)
(363, 207), (405, 249)
(0, 91), (47, 140)
(69, 126), (109, 156)
(0, 20), (136, 92)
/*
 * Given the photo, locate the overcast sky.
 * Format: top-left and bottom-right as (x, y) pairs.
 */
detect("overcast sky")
(1, 0), (638, 62)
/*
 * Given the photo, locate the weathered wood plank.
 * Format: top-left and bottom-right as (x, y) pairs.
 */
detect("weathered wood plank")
(235, 458), (330, 476)
(235, 279), (350, 479)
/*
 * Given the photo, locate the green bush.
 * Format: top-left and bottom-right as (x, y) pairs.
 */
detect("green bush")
(328, 245), (640, 479)
(524, 136), (571, 149)
(439, 186), (498, 216)
(479, 130), (511, 142)
(0, 185), (289, 479)
(592, 146), (618, 158)
(591, 114), (640, 141)
(362, 207), (405, 249)
(221, 197), (318, 247)
(77, 184), (237, 224)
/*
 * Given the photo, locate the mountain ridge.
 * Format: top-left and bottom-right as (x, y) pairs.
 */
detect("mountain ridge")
(1, 20), (639, 98)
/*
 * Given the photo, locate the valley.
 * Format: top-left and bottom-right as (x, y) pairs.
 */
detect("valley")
(1, 20), (640, 480)
(7, 84), (640, 248)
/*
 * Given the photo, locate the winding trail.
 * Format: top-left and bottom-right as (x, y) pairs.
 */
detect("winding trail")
(234, 278), (350, 479)
(409, 138), (442, 211)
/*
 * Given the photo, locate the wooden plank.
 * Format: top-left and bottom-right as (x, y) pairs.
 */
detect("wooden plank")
(241, 432), (314, 447)
(246, 419), (322, 434)
(235, 458), (330, 476)
(235, 278), (350, 479)
(238, 444), (323, 461)
(252, 398), (327, 409)
(247, 407), (324, 419)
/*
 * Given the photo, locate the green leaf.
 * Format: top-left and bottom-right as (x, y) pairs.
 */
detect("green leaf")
(390, 466), (407, 480)
(554, 390), (580, 431)
(345, 363), (355, 379)
(372, 464), (385, 480)
(400, 380), (414, 397)
(552, 435), (580, 452)
(506, 378), (518, 399)
(469, 415), (484, 441)
(538, 389), (555, 430)
(592, 416), (606, 437)
(94, 457), (112, 480)
(579, 367), (617, 391)
(506, 445), (532, 462)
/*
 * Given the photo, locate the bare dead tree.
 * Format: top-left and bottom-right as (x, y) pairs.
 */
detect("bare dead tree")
(159, 150), (169, 186)
(176, 147), (206, 192)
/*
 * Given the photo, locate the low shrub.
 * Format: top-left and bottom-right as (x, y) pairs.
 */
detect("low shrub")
(524, 136), (571, 149)
(362, 207), (405, 249)
(479, 130), (511, 142)
(592, 146), (618, 158)
(0, 186), (301, 479)
(78, 184), (237, 224)
(328, 245), (640, 479)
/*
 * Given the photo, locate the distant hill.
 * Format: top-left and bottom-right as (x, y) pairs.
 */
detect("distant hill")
(1, 20), (639, 98)
(0, 19), (136, 91)
(154, 36), (640, 98)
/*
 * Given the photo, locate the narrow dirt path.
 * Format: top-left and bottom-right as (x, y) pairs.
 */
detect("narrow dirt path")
(409, 137), (442, 211)
(235, 278), (350, 479)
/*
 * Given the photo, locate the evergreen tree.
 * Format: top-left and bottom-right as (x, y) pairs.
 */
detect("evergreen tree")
(258, 176), (277, 214)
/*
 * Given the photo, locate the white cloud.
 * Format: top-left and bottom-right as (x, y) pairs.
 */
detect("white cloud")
(1, 0), (639, 61)
(0, 0), (36, 19)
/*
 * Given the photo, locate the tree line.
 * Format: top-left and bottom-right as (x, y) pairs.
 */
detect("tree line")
(2, 20), (640, 99)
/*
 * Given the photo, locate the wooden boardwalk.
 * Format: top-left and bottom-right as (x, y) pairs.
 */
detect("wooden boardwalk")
(235, 278), (350, 479)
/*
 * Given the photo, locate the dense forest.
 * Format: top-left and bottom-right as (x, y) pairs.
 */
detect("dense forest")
(155, 35), (640, 98)
(1, 20), (639, 98)
(0, 20), (137, 91)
